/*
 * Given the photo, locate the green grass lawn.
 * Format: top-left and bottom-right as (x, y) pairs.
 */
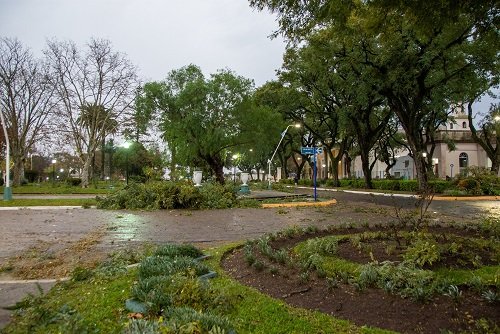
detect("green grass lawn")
(1, 183), (120, 195)
(0, 198), (96, 207)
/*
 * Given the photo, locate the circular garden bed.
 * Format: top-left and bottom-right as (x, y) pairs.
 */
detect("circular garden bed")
(222, 221), (499, 333)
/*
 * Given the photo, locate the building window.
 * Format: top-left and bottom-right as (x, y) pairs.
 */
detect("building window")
(450, 123), (454, 129)
(462, 121), (467, 129)
(459, 152), (468, 175)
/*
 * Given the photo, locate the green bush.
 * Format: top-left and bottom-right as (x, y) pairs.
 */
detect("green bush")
(154, 244), (204, 259)
(198, 183), (237, 209)
(24, 170), (39, 183)
(373, 179), (401, 191)
(164, 306), (233, 333)
(96, 181), (242, 210)
(399, 180), (419, 192)
(403, 238), (441, 267)
(66, 178), (82, 187)
(428, 180), (450, 193)
(138, 255), (210, 280)
(455, 167), (500, 195)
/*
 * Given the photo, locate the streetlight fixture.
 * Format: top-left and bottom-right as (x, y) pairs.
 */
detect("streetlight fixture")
(51, 159), (57, 185)
(268, 123), (301, 190)
(122, 141), (131, 185)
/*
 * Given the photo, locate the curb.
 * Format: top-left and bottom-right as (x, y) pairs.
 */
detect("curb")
(294, 186), (499, 201)
(262, 199), (337, 208)
(0, 277), (69, 284)
(432, 196), (499, 201)
(0, 206), (86, 211)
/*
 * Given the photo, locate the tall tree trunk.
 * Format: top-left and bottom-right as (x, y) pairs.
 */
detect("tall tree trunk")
(101, 136), (105, 180)
(206, 155), (225, 184)
(12, 155), (24, 186)
(81, 157), (92, 188)
(360, 148), (373, 189)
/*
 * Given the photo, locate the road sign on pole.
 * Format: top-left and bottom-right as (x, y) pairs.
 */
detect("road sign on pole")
(300, 146), (323, 155)
(300, 147), (320, 201)
(300, 147), (315, 155)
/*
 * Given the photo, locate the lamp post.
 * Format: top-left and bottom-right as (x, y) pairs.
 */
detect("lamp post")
(232, 154), (238, 183)
(0, 107), (12, 200)
(268, 124), (301, 190)
(51, 159), (56, 185)
(122, 141), (131, 185)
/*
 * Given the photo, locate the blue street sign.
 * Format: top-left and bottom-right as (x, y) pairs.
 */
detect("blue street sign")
(300, 147), (315, 155)
(300, 146), (323, 155)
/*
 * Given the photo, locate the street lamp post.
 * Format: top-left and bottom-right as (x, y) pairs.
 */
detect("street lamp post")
(51, 159), (56, 185)
(122, 142), (131, 185)
(0, 107), (12, 200)
(232, 154), (238, 183)
(268, 123), (300, 190)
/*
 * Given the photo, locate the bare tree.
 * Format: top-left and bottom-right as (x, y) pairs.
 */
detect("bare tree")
(0, 37), (56, 185)
(45, 38), (139, 187)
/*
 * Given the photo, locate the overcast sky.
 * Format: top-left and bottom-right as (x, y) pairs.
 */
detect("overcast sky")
(0, 0), (285, 86)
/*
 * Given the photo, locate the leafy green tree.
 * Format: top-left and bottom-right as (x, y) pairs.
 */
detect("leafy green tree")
(250, 0), (499, 191)
(278, 46), (355, 186)
(113, 142), (163, 181)
(140, 65), (258, 184)
(468, 101), (500, 174)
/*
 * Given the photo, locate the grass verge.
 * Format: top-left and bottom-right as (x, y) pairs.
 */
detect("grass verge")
(0, 198), (96, 207)
(1, 184), (116, 195)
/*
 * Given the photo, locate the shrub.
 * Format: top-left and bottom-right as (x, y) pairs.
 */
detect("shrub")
(131, 275), (173, 314)
(199, 183), (236, 209)
(177, 183), (203, 209)
(455, 167), (500, 195)
(298, 179), (314, 186)
(154, 243), (204, 259)
(457, 178), (482, 195)
(428, 180), (450, 193)
(399, 180), (419, 192)
(373, 179), (400, 191)
(376, 262), (436, 301)
(403, 238), (441, 267)
(24, 170), (39, 183)
(66, 178), (82, 187)
(138, 256), (209, 280)
(97, 181), (243, 210)
(163, 306), (233, 333)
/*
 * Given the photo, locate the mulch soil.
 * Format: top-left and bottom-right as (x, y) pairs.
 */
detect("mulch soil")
(221, 227), (499, 334)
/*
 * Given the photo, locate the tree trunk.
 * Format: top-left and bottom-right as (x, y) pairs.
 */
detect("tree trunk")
(81, 157), (92, 188)
(213, 163), (225, 184)
(360, 149), (373, 189)
(206, 155), (225, 184)
(492, 157), (499, 176)
(413, 154), (429, 193)
(101, 136), (105, 180)
(328, 150), (340, 186)
(12, 155), (25, 186)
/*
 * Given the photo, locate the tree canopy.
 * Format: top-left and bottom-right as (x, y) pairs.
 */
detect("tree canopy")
(250, 0), (499, 190)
